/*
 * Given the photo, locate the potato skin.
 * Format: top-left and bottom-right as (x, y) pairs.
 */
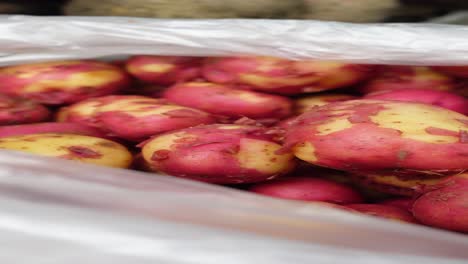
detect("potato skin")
(163, 81), (292, 121)
(359, 66), (455, 94)
(0, 60), (130, 105)
(126, 56), (201, 85)
(284, 99), (468, 176)
(249, 177), (363, 204)
(295, 94), (357, 114)
(57, 95), (215, 141)
(202, 56), (372, 95)
(141, 124), (296, 184)
(348, 204), (418, 223)
(364, 89), (468, 115)
(277, 116), (299, 131)
(0, 133), (132, 168)
(0, 95), (50, 125)
(351, 172), (447, 197)
(432, 66), (468, 78)
(379, 198), (414, 211)
(411, 174), (468, 233)
(0, 122), (107, 138)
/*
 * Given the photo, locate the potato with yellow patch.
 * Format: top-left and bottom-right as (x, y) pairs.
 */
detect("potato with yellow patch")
(351, 172), (447, 196)
(57, 95), (215, 142)
(295, 94), (357, 114)
(0, 60), (130, 105)
(202, 56), (373, 95)
(0, 94), (50, 125)
(141, 124), (296, 184)
(126, 56), (201, 85)
(284, 100), (468, 177)
(364, 89), (468, 115)
(0, 133), (132, 168)
(359, 66), (455, 94)
(163, 81), (292, 122)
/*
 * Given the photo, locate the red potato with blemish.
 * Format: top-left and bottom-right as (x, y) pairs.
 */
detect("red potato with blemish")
(202, 56), (373, 95)
(284, 100), (468, 177)
(126, 56), (201, 85)
(57, 95), (215, 142)
(295, 94), (357, 115)
(0, 95), (50, 125)
(249, 177), (363, 204)
(379, 198), (414, 211)
(351, 172), (447, 197)
(359, 66), (455, 94)
(0, 133), (132, 168)
(364, 89), (468, 115)
(163, 81), (293, 122)
(0, 60), (130, 105)
(412, 173), (468, 233)
(348, 204), (418, 223)
(141, 124), (296, 184)
(0, 122), (107, 139)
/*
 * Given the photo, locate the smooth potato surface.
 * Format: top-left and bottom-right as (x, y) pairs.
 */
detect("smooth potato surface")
(412, 174), (468, 233)
(164, 81), (292, 121)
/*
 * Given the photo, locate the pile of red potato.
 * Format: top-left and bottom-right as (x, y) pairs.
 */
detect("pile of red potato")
(0, 56), (466, 233)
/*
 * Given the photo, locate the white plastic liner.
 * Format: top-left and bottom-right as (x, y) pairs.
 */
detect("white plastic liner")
(0, 15), (466, 263)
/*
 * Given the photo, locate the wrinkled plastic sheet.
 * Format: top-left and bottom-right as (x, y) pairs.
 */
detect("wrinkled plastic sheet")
(0, 16), (467, 264)
(2, 15), (468, 65)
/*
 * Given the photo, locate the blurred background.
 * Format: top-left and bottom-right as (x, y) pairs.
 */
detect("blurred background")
(2, 0), (468, 24)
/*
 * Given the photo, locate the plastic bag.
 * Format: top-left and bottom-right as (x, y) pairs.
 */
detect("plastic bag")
(0, 15), (467, 263)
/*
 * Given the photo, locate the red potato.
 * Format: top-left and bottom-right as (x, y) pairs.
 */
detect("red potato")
(0, 122), (107, 139)
(284, 100), (468, 177)
(0, 95), (50, 125)
(295, 94), (357, 115)
(141, 124), (296, 184)
(126, 56), (201, 85)
(163, 81), (293, 122)
(202, 56), (372, 95)
(412, 173), (468, 233)
(292, 166), (393, 201)
(348, 204), (418, 223)
(351, 172), (447, 197)
(249, 177), (363, 204)
(57, 95), (215, 142)
(0, 133), (132, 168)
(0, 60), (130, 105)
(364, 89), (468, 115)
(379, 198), (414, 211)
(359, 66), (455, 94)
(432, 66), (468, 78)
(277, 116), (299, 130)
